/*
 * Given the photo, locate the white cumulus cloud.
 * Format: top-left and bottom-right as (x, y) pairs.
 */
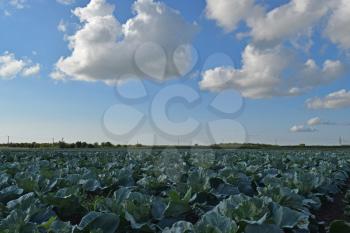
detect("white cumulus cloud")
(306, 89), (350, 109)
(290, 125), (317, 133)
(325, 0), (350, 49)
(205, 0), (257, 32)
(199, 44), (344, 99)
(21, 64), (41, 77)
(202, 0), (349, 99)
(0, 52), (40, 79)
(305, 116), (350, 129)
(307, 117), (340, 126)
(307, 117), (322, 126)
(205, 0), (350, 49)
(52, 0), (198, 83)
(247, 0), (330, 45)
(205, 0), (333, 45)
(0, 52), (25, 79)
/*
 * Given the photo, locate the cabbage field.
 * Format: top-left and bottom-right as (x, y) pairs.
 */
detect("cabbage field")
(1, 148), (350, 233)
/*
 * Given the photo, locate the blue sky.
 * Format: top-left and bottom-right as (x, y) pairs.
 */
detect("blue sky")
(0, 0), (349, 145)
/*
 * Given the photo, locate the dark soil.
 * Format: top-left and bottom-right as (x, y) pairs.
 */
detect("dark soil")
(315, 192), (350, 224)
(313, 180), (350, 233)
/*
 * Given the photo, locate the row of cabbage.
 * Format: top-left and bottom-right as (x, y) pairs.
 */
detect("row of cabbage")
(0, 149), (349, 233)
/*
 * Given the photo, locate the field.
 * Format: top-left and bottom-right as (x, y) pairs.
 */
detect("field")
(1, 148), (350, 233)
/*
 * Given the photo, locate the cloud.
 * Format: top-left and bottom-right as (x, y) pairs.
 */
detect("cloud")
(1, 0), (27, 16)
(52, 0), (198, 83)
(247, 0), (330, 45)
(0, 52), (25, 79)
(0, 52), (40, 79)
(290, 59), (345, 93)
(306, 117), (337, 126)
(50, 70), (66, 81)
(305, 116), (350, 129)
(200, 45), (287, 98)
(205, 0), (257, 32)
(307, 117), (322, 126)
(205, 0), (333, 44)
(289, 116), (348, 134)
(199, 44), (344, 99)
(21, 64), (41, 77)
(9, 0), (26, 9)
(290, 125), (317, 133)
(325, 0), (350, 49)
(57, 20), (68, 33)
(202, 0), (349, 99)
(4, 10), (11, 16)
(57, 0), (75, 5)
(306, 89), (350, 109)
(205, 0), (350, 48)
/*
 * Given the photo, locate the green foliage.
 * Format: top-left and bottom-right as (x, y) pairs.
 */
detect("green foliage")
(195, 210), (237, 233)
(0, 148), (349, 233)
(329, 220), (350, 233)
(76, 212), (120, 233)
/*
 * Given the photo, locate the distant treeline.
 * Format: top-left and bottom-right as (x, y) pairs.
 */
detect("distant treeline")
(0, 141), (349, 150)
(213, 143), (350, 150)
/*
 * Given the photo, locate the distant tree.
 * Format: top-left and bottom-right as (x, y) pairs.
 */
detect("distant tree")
(101, 142), (113, 147)
(75, 141), (82, 148)
(58, 141), (67, 148)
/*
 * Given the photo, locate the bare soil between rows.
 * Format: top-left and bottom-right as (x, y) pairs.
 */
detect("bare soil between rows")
(313, 179), (350, 233)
